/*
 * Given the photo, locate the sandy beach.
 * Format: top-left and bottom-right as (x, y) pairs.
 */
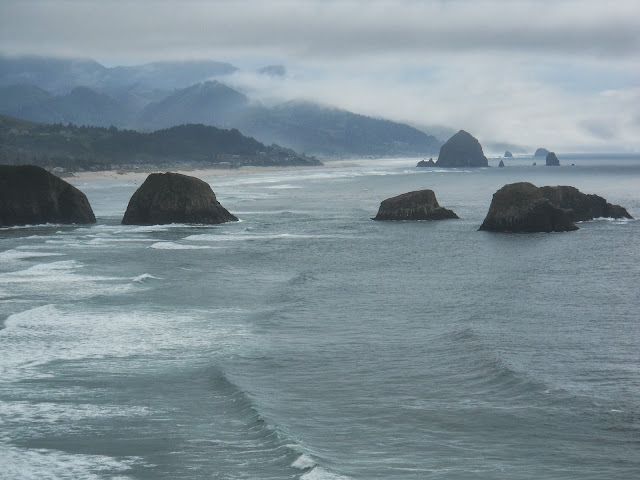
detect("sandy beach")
(67, 160), (364, 182)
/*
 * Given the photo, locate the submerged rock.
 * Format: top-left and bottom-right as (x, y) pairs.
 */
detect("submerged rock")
(534, 148), (550, 157)
(372, 189), (459, 221)
(539, 186), (632, 221)
(416, 158), (436, 167)
(436, 130), (488, 168)
(122, 172), (238, 225)
(546, 152), (560, 166)
(479, 182), (577, 233)
(0, 165), (96, 227)
(504, 151), (513, 158)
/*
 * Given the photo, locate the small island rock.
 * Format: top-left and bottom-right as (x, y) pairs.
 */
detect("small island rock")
(504, 151), (513, 158)
(122, 172), (238, 225)
(534, 148), (550, 157)
(539, 186), (632, 221)
(479, 182), (577, 233)
(0, 165), (96, 227)
(416, 158), (436, 167)
(546, 152), (560, 166)
(435, 130), (488, 168)
(498, 160), (505, 168)
(372, 189), (459, 221)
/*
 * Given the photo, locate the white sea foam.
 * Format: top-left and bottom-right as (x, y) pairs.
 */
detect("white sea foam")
(131, 273), (163, 282)
(0, 250), (65, 261)
(292, 453), (316, 470)
(300, 466), (353, 480)
(0, 442), (140, 480)
(149, 242), (216, 250)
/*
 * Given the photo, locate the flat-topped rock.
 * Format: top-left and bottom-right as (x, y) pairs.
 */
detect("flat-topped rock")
(479, 182), (577, 233)
(436, 130), (488, 168)
(372, 189), (459, 221)
(540, 186), (632, 221)
(0, 165), (96, 227)
(122, 172), (238, 225)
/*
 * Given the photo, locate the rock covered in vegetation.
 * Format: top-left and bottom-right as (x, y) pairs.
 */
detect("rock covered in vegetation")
(539, 186), (632, 221)
(0, 164), (96, 227)
(416, 158), (436, 167)
(479, 182), (578, 233)
(436, 130), (488, 168)
(121, 172), (238, 225)
(372, 189), (459, 221)
(546, 152), (560, 166)
(534, 148), (550, 157)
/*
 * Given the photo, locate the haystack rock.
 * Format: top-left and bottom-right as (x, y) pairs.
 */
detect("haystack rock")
(372, 189), (459, 221)
(122, 172), (238, 225)
(534, 148), (550, 157)
(416, 158), (436, 167)
(504, 151), (513, 158)
(546, 152), (560, 166)
(435, 130), (488, 168)
(539, 186), (632, 221)
(479, 182), (577, 233)
(0, 165), (96, 227)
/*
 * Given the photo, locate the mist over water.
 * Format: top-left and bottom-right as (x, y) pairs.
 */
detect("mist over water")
(1, 157), (639, 479)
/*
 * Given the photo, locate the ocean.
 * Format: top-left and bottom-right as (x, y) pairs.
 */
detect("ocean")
(1, 155), (639, 479)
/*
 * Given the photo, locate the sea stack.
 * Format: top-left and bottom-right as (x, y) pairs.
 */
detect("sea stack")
(372, 189), (459, 221)
(416, 158), (436, 167)
(504, 151), (513, 158)
(0, 165), (96, 227)
(546, 152), (560, 166)
(479, 182), (577, 233)
(498, 160), (505, 168)
(122, 172), (238, 225)
(534, 148), (550, 157)
(435, 130), (488, 168)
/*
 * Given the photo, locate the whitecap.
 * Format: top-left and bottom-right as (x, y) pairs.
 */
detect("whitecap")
(301, 466), (353, 480)
(132, 273), (163, 283)
(149, 242), (215, 250)
(292, 453), (316, 470)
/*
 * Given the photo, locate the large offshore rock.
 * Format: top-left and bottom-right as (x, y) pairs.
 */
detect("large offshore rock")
(0, 165), (96, 227)
(372, 189), (459, 221)
(504, 151), (513, 158)
(479, 182), (577, 233)
(534, 148), (550, 157)
(122, 172), (238, 225)
(546, 152), (560, 166)
(436, 130), (488, 167)
(539, 186), (632, 221)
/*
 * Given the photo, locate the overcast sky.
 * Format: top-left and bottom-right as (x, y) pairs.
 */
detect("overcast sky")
(1, 0), (639, 151)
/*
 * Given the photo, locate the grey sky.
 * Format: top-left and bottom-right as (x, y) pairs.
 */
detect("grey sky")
(1, 0), (639, 150)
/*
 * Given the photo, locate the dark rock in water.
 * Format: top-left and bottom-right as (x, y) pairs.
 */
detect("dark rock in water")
(435, 130), (488, 168)
(479, 182), (578, 233)
(504, 151), (513, 158)
(534, 148), (550, 157)
(546, 152), (560, 166)
(539, 186), (633, 221)
(416, 158), (436, 167)
(0, 165), (96, 227)
(372, 189), (459, 221)
(122, 172), (238, 225)
(498, 160), (505, 168)
(532, 162), (537, 166)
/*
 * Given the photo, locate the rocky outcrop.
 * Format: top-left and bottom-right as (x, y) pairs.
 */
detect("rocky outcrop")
(546, 152), (560, 166)
(539, 186), (632, 221)
(504, 151), (513, 158)
(435, 130), (488, 168)
(372, 189), (459, 221)
(479, 182), (577, 233)
(534, 148), (549, 157)
(0, 165), (96, 227)
(416, 158), (436, 167)
(498, 160), (505, 168)
(121, 172), (238, 225)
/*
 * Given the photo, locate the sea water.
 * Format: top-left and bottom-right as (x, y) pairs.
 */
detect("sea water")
(1, 156), (639, 479)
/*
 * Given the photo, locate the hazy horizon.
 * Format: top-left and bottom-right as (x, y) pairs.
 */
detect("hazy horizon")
(1, 0), (639, 152)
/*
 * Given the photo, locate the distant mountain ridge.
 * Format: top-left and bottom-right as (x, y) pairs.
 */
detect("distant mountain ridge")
(0, 114), (321, 171)
(0, 54), (444, 157)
